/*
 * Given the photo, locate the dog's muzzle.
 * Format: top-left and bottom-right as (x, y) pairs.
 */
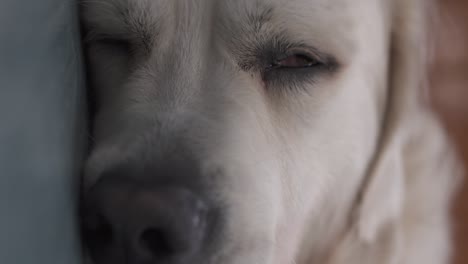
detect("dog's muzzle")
(81, 163), (215, 264)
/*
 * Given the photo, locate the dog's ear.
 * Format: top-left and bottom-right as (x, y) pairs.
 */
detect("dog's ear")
(354, 0), (431, 243)
(328, 2), (461, 263)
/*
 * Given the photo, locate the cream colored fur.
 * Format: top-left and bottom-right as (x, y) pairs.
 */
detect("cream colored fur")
(322, 1), (461, 263)
(81, 0), (461, 263)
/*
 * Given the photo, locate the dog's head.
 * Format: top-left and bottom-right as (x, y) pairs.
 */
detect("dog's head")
(80, 0), (434, 263)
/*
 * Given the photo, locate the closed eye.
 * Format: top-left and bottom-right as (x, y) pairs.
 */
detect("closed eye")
(261, 49), (338, 91)
(85, 33), (132, 51)
(234, 35), (339, 91)
(268, 54), (321, 69)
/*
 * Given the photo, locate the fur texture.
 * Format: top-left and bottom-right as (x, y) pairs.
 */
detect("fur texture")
(80, 0), (461, 263)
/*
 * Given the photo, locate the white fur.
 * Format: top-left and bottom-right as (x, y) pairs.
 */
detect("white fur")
(81, 0), (461, 263)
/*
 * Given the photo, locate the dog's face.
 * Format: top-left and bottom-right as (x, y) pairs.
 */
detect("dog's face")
(81, 0), (393, 263)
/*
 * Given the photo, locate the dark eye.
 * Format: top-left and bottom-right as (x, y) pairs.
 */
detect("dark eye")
(270, 54), (320, 69)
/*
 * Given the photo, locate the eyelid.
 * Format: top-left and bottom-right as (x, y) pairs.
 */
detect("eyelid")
(265, 48), (327, 72)
(258, 44), (341, 91)
(283, 47), (329, 63)
(265, 41), (336, 69)
(84, 29), (130, 44)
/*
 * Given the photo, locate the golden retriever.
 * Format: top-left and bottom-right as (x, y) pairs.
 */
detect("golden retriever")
(80, 0), (460, 263)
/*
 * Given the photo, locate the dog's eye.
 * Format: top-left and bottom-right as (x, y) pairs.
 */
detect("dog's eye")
(84, 31), (133, 54)
(95, 38), (131, 52)
(260, 50), (338, 91)
(270, 54), (320, 69)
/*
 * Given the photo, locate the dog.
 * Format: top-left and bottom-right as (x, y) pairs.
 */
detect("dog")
(79, 0), (461, 263)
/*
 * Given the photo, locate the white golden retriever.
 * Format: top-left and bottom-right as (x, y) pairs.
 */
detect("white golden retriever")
(79, 0), (461, 263)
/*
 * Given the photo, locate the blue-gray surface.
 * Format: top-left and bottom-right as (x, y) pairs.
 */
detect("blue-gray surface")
(0, 0), (86, 263)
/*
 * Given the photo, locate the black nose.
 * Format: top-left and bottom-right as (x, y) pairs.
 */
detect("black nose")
(82, 176), (209, 264)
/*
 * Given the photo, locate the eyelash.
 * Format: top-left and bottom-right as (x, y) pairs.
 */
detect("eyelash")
(261, 52), (335, 91)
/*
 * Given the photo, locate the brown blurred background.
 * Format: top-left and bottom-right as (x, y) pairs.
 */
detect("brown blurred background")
(431, 1), (468, 264)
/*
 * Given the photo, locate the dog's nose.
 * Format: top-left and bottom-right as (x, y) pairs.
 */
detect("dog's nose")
(82, 176), (209, 263)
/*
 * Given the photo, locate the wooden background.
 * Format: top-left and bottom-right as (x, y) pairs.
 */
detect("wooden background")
(431, 1), (468, 263)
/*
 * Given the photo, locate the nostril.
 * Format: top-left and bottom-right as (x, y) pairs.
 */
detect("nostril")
(139, 228), (175, 258)
(82, 178), (213, 263)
